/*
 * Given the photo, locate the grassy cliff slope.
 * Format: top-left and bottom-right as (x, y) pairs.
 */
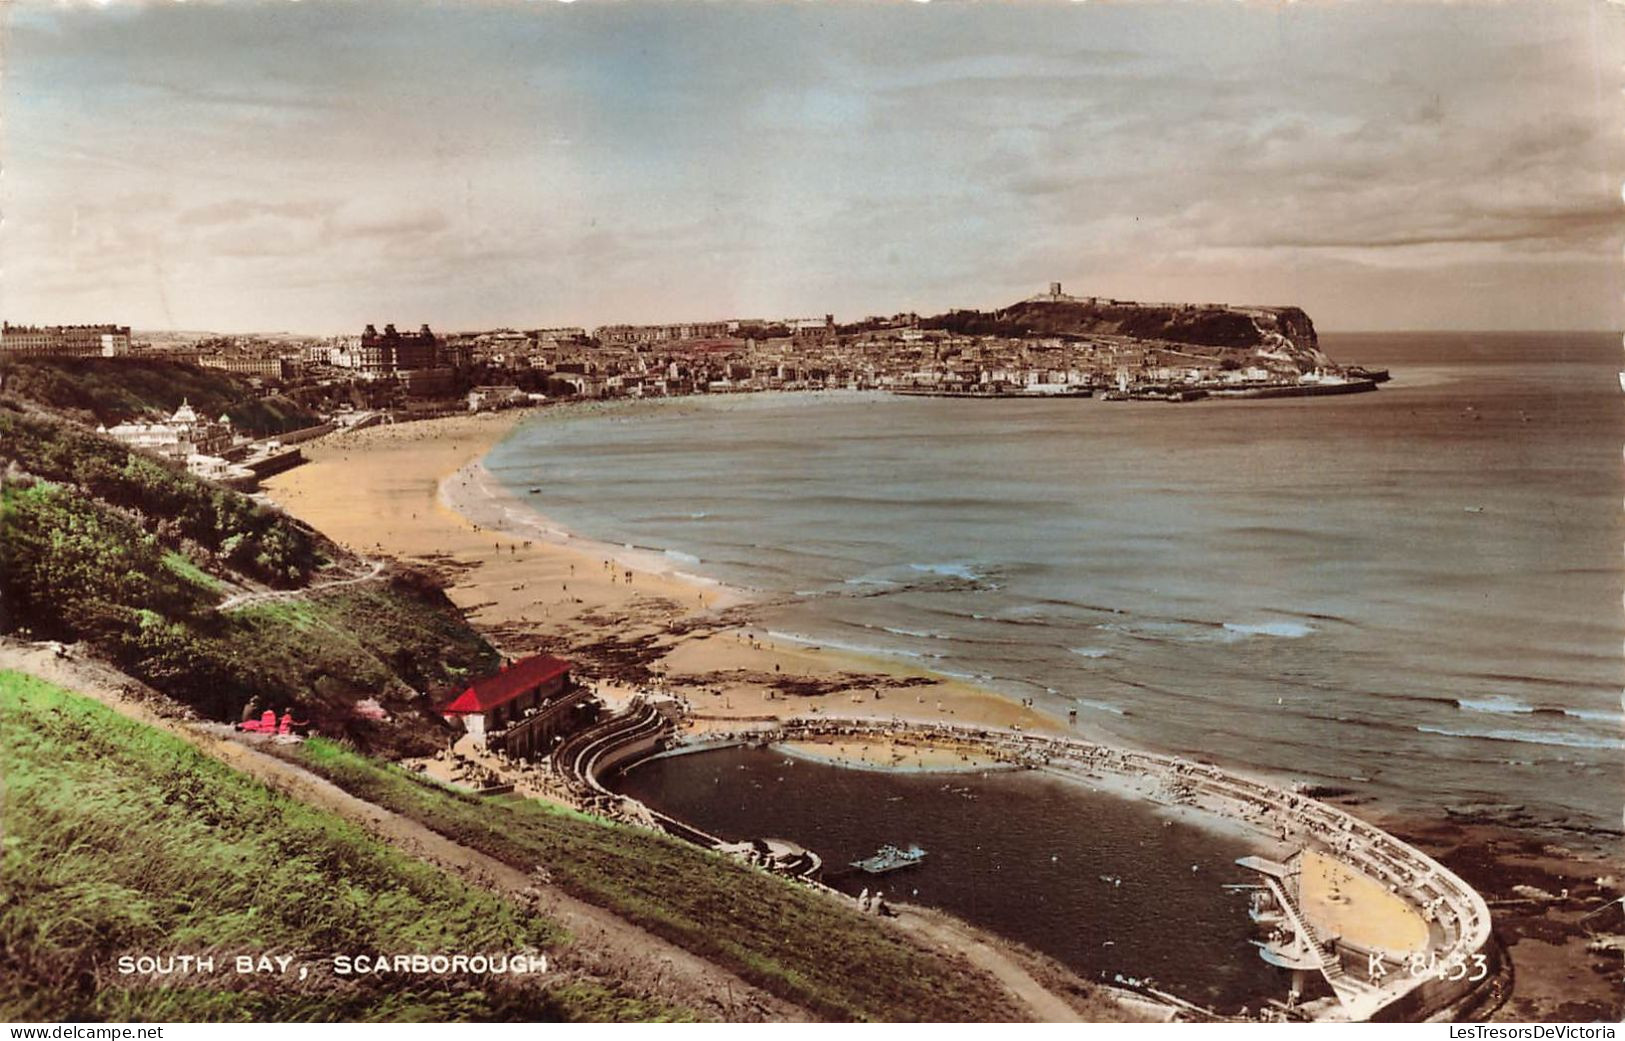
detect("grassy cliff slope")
(0, 402), (496, 755)
(0, 357), (320, 438)
(0, 671), (686, 1022)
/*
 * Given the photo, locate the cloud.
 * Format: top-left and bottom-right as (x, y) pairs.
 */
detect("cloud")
(1, 0), (1621, 332)
(328, 202), (450, 242)
(1239, 202), (1619, 254)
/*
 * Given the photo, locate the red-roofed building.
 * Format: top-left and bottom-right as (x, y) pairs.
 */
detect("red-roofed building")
(439, 654), (592, 757)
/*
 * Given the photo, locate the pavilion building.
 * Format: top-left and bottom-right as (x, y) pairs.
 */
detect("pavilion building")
(437, 653), (593, 759)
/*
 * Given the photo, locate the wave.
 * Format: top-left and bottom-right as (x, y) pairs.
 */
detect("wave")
(1098, 621), (1240, 645)
(881, 625), (949, 640)
(664, 548), (702, 565)
(1072, 698), (1127, 716)
(1455, 670), (1614, 692)
(1457, 695), (1533, 715)
(1098, 616), (1318, 644)
(1457, 696), (1625, 726)
(937, 669), (997, 683)
(1222, 621), (1316, 639)
(1069, 647), (1111, 659)
(908, 561), (983, 582)
(1417, 725), (1624, 752)
(763, 629), (940, 662)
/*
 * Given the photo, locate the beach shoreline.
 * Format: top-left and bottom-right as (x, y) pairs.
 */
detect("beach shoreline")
(260, 405), (1066, 739)
(260, 402), (1622, 1023)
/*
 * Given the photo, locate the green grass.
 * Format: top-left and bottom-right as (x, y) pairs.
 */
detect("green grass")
(0, 356), (320, 437)
(280, 739), (1023, 1022)
(162, 550), (226, 594)
(0, 672), (689, 1023)
(0, 407), (499, 750)
(234, 598), (323, 630)
(220, 586), (499, 754)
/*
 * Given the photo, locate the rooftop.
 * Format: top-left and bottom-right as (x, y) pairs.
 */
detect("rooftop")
(439, 653), (572, 715)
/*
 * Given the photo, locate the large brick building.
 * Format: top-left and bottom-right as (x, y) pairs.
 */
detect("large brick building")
(354, 323), (442, 376)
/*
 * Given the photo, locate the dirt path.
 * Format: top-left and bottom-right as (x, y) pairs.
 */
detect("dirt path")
(0, 641), (801, 1023)
(217, 559), (387, 611)
(2, 640), (1111, 1024)
(890, 907), (1083, 1022)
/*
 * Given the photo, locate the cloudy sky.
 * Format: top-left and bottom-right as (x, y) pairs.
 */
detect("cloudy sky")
(2, 0), (1621, 333)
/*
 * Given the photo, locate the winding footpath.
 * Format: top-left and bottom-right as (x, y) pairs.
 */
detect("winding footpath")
(217, 559), (387, 612)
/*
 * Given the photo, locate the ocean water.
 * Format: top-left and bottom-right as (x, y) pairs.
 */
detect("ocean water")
(486, 332), (1623, 833)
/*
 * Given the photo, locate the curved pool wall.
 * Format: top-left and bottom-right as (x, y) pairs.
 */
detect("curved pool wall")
(562, 707), (1495, 1022)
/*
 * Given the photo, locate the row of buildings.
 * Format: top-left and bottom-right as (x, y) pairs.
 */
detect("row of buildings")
(4, 286), (1332, 408)
(1, 323), (132, 357)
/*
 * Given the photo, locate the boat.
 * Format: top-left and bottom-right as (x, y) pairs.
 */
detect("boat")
(528, 487), (542, 494)
(850, 844), (926, 874)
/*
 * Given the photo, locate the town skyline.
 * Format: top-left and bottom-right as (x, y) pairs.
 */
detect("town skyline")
(3, 0), (1621, 335)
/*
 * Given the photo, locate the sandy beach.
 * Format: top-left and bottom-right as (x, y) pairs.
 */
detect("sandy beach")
(263, 407), (1623, 1022)
(262, 408), (1058, 737)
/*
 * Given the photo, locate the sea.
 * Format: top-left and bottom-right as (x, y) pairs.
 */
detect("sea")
(485, 332), (1623, 835)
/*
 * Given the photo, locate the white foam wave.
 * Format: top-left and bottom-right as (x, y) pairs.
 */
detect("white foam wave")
(882, 625), (948, 640)
(908, 562), (981, 581)
(1457, 697), (1624, 726)
(1456, 696), (1534, 715)
(1069, 647), (1111, 659)
(763, 629), (931, 661)
(1416, 725), (1624, 751)
(1222, 621), (1316, 639)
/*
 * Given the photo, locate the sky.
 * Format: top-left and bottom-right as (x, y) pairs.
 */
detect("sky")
(2, 0), (1621, 334)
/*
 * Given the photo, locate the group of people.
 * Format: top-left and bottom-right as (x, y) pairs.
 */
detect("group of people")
(236, 706), (309, 737)
(855, 888), (893, 917)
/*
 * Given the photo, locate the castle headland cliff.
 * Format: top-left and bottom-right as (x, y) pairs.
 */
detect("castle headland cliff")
(924, 289), (1331, 373)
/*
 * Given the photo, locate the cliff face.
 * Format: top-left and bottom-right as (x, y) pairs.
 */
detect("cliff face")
(928, 296), (1330, 371)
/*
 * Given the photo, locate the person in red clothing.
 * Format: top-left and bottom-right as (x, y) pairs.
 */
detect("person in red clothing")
(236, 708), (277, 734)
(278, 709), (310, 736)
